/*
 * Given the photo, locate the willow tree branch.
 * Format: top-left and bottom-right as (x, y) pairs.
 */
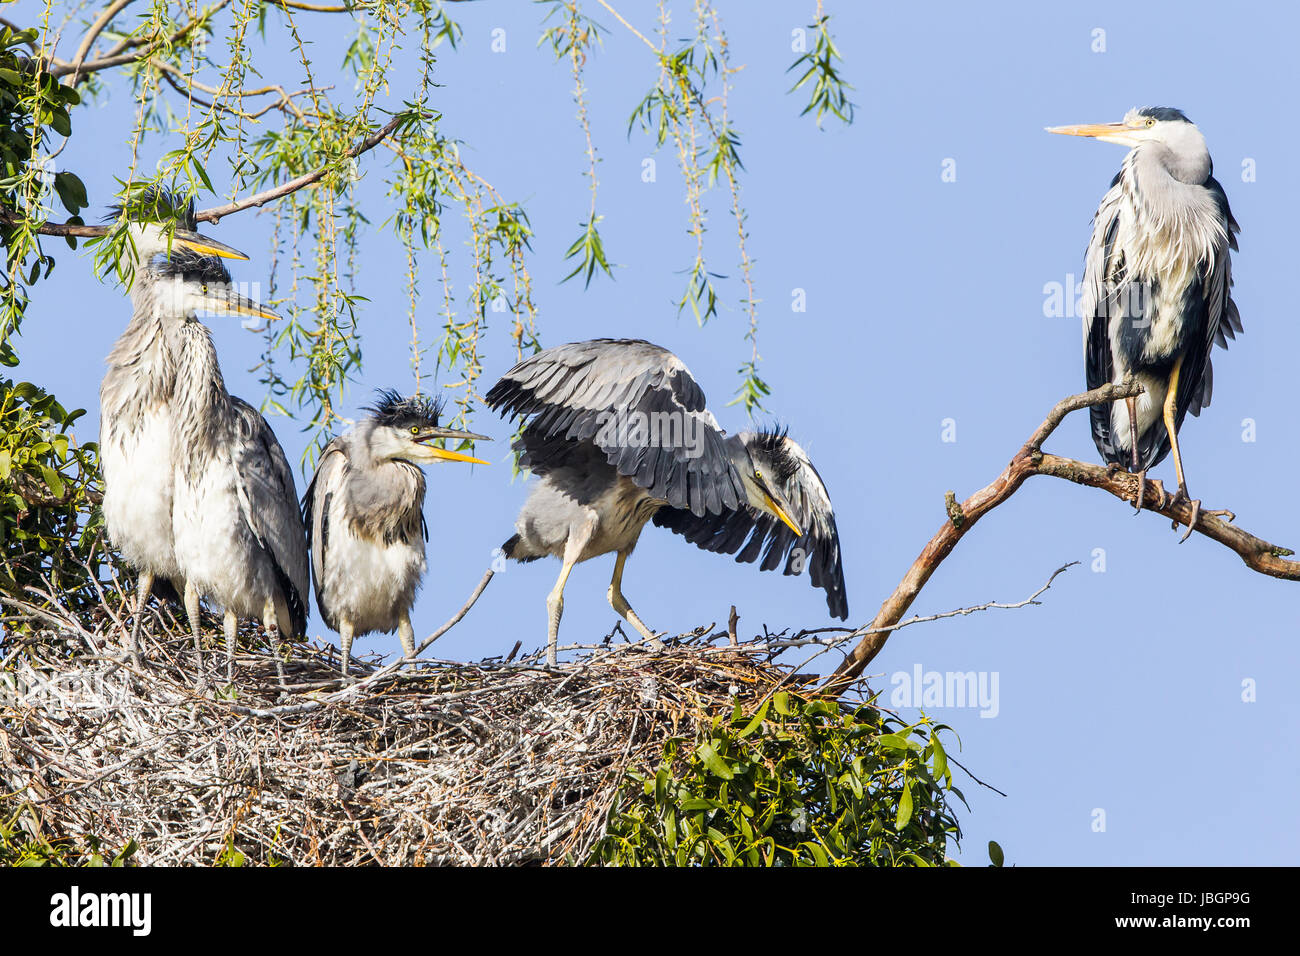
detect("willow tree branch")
(821, 380), (1300, 695)
(192, 112), (413, 223)
(9, 112), (413, 239)
(66, 0), (136, 84)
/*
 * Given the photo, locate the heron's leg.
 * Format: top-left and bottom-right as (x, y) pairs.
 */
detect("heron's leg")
(339, 618), (354, 678)
(1162, 355), (1200, 543)
(397, 614), (417, 662)
(606, 550), (665, 652)
(127, 571), (152, 666)
(262, 597), (287, 692)
(545, 521), (595, 669)
(224, 609), (238, 683)
(184, 580), (204, 679)
(1124, 395), (1149, 512)
(546, 557), (577, 669)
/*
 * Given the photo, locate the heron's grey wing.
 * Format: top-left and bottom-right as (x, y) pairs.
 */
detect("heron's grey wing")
(652, 439), (847, 620)
(230, 397), (310, 638)
(1081, 175), (1124, 464)
(1181, 176), (1242, 419)
(485, 338), (746, 516)
(302, 439), (345, 626)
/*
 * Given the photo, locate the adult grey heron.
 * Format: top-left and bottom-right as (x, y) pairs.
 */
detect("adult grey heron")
(162, 250), (309, 681)
(301, 391), (490, 676)
(1049, 107), (1242, 538)
(95, 195), (252, 660)
(485, 338), (847, 667)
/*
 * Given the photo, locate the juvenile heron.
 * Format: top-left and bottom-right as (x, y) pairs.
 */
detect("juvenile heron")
(163, 251), (309, 680)
(486, 338), (847, 667)
(95, 195), (252, 658)
(302, 391), (489, 675)
(1049, 107), (1242, 538)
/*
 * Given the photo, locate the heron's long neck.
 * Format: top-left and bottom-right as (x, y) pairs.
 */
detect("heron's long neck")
(104, 280), (179, 392)
(1121, 148), (1226, 277)
(342, 432), (427, 545)
(172, 317), (233, 473)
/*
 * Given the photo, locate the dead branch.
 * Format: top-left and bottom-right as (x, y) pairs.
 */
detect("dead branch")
(822, 381), (1300, 693)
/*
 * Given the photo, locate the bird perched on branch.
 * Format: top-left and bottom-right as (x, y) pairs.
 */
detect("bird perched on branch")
(302, 391), (490, 676)
(94, 191), (256, 660)
(486, 338), (847, 667)
(1049, 107), (1242, 538)
(162, 251), (308, 682)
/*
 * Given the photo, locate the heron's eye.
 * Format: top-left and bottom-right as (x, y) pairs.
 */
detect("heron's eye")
(410, 425), (420, 435)
(1144, 118), (1156, 128)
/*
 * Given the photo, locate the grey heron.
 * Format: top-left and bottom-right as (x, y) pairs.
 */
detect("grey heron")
(161, 250), (309, 681)
(94, 194), (252, 660)
(301, 391), (490, 676)
(1049, 107), (1242, 538)
(485, 338), (847, 667)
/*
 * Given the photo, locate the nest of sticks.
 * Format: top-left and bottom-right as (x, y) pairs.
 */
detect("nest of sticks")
(0, 574), (856, 866)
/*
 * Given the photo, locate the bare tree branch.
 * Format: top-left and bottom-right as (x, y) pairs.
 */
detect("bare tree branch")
(66, 0), (135, 84)
(821, 381), (1300, 694)
(192, 112), (414, 223)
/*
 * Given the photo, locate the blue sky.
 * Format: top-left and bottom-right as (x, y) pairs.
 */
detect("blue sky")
(13, 0), (1300, 865)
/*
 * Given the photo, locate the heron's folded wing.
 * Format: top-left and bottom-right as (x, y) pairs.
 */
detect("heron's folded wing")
(1184, 176), (1242, 418)
(230, 397), (310, 637)
(302, 440), (345, 619)
(652, 444), (848, 620)
(486, 338), (746, 516)
(1082, 179), (1123, 463)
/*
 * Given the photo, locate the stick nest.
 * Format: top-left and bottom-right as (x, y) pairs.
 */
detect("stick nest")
(0, 588), (821, 866)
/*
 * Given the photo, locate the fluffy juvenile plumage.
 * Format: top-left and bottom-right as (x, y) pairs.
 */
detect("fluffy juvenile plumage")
(302, 390), (490, 675)
(97, 207), (252, 663)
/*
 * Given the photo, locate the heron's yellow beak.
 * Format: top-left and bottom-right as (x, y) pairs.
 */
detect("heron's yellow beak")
(764, 490), (804, 538)
(172, 229), (249, 261)
(422, 446), (490, 466)
(1045, 122), (1140, 147)
(415, 426), (491, 465)
(207, 291), (280, 323)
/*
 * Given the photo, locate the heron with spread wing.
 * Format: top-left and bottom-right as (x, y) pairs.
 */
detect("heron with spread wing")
(486, 338), (847, 667)
(1049, 107), (1242, 538)
(302, 392), (490, 676)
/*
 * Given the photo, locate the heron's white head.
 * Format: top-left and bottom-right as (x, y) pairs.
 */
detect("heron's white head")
(734, 429), (805, 537)
(1047, 106), (1212, 184)
(84, 186), (250, 267)
(149, 249), (279, 324)
(360, 390), (491, 467)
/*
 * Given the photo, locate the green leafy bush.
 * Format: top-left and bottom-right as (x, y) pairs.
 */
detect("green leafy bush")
(0, 379), (102, 610)
(592, 691), (964, 866)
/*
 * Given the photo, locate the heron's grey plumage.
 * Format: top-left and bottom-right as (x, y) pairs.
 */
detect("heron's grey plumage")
(487, 338), (847, 667)
(302, 391), (489, 675)
(1070, 107), (1242, 472)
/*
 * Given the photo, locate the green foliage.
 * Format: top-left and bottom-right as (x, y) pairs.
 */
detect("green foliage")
(0, 803), (135, 867)
(787, 15), (855, 127)
(0, 379), (103, 611)
(592, 691), (965, 866)
(0, 25), (87, 363)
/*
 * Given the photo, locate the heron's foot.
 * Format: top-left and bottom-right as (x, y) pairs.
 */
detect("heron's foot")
(1105, 461), (1122, 478)
(1132, 471), (1167, 513)
(546, 645), (559, 669)
(1169, 485), (1201, 544)
(1204, 508), (1236, 522)
(642, 632), (667, 653)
